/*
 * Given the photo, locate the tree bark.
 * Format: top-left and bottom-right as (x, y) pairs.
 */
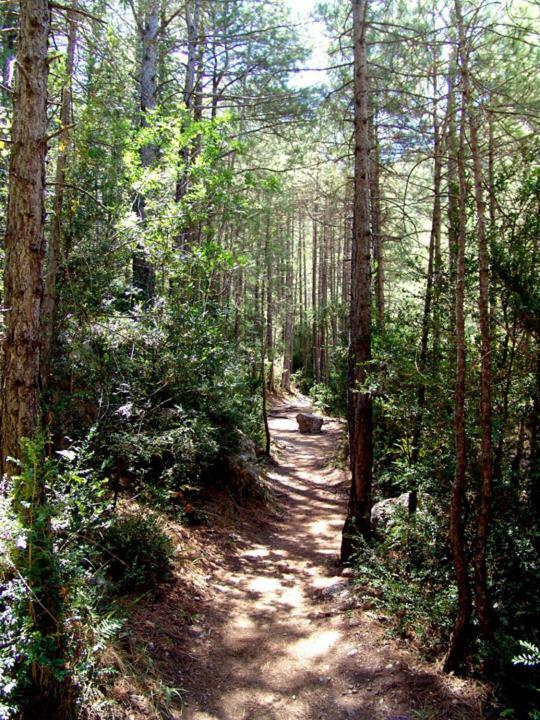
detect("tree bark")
(41, 0), (78, 387)
(456, 0), (494, 641)
(409, 69), (442, 513)
(444, 44), (472, 673)
(369, 119), (384, 329)
(341, 0), (373, 562)
(0, 0), (49, 475)
(0, 0), (73, 714)
(132, 0), (159, 300)
(311, 211), (320, 382)
(282, 214), (294, 391)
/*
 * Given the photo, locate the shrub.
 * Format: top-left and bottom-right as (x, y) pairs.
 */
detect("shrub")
(350, 503), (453, 654)
(309, 382), (335, 413)
(99, 514), (173, 592)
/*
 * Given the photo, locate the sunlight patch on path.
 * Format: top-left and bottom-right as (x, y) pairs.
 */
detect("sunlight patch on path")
(290, 629), (341, 661)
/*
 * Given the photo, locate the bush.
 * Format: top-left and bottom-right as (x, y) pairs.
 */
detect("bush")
(350, 504), (453, 654)
(99, 514), (173, 593)
(309, 382), (335, 413)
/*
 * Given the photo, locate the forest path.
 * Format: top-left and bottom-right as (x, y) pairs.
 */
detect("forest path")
(133, 395), (483, 720)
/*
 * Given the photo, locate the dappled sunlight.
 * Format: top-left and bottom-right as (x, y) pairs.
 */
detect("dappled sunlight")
(164, 399), (484, 720)
(290, 629), (341, 660)
(241, 546), (270, 559)
(247, 576), (283, 594)
(278, 584), (304, 607)
(308, 518), (335, 536)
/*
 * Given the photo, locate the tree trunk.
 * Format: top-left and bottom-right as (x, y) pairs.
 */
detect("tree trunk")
(175, 0), (202, 246)
(133, 0), (159, 299)
(530, 341), (540, 543)
(446, 64), (459, 276)
(456, 0), (494, 641)
(0, 0), (73, 714)
(341, 0), (373, 562)
(409, 71), (442, 513)
(0, 1), (17, 106)
(282, 215), (294, 391)
(265, 212), (274, 391)
(329, 218), (338, 348)
(341, 189), (352, 341)
(311, 212), (320, 382)
(369, 119), (384, 329)
(299, 215), (309, 372)
(444, 54), (472, 673)
(41, 0), (78, 387)
(0, 0), (49, 475)
(318, 215), (328, 383)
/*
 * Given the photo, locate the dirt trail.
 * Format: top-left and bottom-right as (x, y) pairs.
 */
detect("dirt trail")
(128, 396), (484, 720)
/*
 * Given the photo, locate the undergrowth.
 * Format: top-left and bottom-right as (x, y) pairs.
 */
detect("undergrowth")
(350, 504), (454, 656)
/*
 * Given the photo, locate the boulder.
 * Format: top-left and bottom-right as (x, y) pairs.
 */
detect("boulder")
(228, 454), (261, 497)
(227, 434), (266, 499)
(370, 492), (411, 535)
(296, 412), (324, 434)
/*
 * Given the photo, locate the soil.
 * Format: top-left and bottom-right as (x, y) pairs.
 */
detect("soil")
(117, 395), (487, 720)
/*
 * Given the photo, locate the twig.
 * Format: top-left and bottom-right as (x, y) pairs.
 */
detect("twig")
(45, 180), (109, 212)
(50, 2), (104, 24)
(46, 123), (76, 142)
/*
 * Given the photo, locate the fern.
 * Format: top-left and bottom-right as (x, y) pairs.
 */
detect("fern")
(513, 640), (540, 667)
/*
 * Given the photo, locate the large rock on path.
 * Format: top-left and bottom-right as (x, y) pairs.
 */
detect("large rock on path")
(296, 412), (324, 434)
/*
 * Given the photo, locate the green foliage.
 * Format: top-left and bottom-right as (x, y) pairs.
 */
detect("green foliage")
(98, 514), (173, 593)
(309, 382), (335, 413)
(0, 436), (125, 718)
(0, 530), (26, 720)
(513, 641), (540, 668)
(351, 504), (454, 654)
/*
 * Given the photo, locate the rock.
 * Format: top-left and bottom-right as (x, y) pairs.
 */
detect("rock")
(319, 580), (350, 600)
(227, 433), (266, 499)
(228, 455), (261, 496)
(370, 492), (411, 535)
(341, 567), (355, 578)
(296, 412), (324, 434)
(371, 491), (434, 536)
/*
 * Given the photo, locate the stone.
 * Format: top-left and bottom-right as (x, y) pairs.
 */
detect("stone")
(319, 580), (350, 600)
(227, 433), (266, 499)
(371, 492), (434, 536)
(296, 412), (324, 434)
(370, 492), (411, 535)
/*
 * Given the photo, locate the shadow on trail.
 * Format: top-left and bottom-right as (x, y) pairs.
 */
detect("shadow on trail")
(126, 396), (484, 720)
